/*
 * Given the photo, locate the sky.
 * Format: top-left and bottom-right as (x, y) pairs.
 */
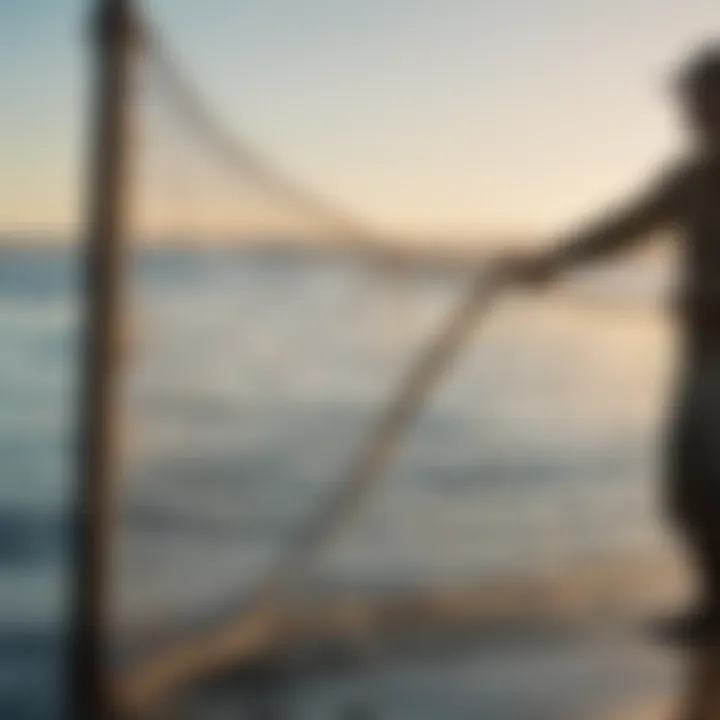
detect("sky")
(0, 0), (718, 241)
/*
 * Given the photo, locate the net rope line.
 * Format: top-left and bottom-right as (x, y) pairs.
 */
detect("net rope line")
(118, 268), (504, 712)
(134, 16), (455, 389)
(123, 22), (510, 712)
(119, 15), (665, 713)
(133, 17), (667, 305)
(133, 12), (661, 401)
(136, 20), (404, 256)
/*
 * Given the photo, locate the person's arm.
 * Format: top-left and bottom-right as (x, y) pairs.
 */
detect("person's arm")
(501, 163), (688, 285)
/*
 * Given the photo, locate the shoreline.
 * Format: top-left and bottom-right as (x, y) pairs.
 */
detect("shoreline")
(118, 549), (690, 713)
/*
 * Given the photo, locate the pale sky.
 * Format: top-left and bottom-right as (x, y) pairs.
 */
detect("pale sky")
(1, 0), (718, 240)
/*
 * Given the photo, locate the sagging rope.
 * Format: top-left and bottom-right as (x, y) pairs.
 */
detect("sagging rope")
(117, 268), (506, 713)
(137, 18), (400, 256)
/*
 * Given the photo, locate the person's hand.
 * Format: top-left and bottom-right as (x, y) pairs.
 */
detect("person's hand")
(491, 250), (560, 288)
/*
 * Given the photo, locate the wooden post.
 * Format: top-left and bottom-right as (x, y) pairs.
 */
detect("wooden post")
(68, 0), (135, 716)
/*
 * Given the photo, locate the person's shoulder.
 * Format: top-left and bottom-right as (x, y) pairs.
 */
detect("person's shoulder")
(648, 154), (703, 207)
(655, 154), (699, 187)
(662, 151), (720, 186)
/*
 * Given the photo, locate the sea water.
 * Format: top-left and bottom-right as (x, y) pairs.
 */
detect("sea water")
(0, 245), (680, 718)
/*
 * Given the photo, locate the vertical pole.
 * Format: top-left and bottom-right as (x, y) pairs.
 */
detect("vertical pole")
(69, 0), (135, 716)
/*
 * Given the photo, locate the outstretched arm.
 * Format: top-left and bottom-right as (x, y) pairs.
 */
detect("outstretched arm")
(501, 164), (687, 284)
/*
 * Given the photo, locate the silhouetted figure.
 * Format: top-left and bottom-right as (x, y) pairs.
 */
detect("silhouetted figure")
(503, 43), (720, 643)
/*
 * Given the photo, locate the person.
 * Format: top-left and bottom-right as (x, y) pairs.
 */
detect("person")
(499, 43), (720, 641)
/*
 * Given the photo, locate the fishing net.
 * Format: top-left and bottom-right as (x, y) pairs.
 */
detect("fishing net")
(113, 16), (683, 719)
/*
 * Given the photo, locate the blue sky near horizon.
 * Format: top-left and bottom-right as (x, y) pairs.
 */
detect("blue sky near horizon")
(0, 0), (718, 240)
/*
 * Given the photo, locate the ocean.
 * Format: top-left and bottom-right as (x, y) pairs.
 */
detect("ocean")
(0, 245), (683, 718)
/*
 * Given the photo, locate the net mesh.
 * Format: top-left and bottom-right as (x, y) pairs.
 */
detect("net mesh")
(114, 16), (684, 717)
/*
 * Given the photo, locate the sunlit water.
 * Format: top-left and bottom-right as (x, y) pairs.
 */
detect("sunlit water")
(0, 246), (681, 718)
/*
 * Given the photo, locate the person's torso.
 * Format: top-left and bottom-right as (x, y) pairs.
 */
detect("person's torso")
(676, 157), (720, 355)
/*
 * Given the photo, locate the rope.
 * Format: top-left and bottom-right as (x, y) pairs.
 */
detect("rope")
(248, 271), (504, 604)
(137, 20), (399, 255)
(117, 269), (505, 713)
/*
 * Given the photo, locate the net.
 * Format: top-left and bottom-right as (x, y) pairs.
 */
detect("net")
(113, 15), (684, 718)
